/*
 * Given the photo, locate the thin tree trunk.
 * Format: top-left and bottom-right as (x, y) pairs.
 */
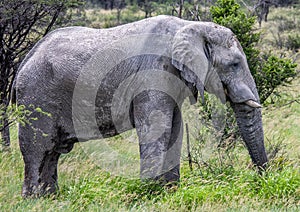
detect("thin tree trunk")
(1, 117), (10, 146)
(0, 96), (11, 146)
(178, 0), (184, 18)
(117, 9), (121, 24)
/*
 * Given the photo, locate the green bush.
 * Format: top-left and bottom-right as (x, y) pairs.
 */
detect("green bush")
(0, 104), (29, 146)
(256, 55), (298, 103)
(286, 34), (300, 51)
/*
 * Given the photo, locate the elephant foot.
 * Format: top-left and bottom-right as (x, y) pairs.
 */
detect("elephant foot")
(22, 182), (58, 198)
(21, 151), (60, 198)
(154, 165), (180, 185)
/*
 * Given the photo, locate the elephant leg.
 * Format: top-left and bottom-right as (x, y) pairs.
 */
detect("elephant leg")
(133, 91), (183, 183)
(158, 106), (182, 183)
(19, 116), (61, 197)
(21, 149), (60, 197)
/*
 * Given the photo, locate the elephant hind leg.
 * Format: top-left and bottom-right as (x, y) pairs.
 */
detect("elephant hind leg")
(21, 147), (61, 197)
(19, 120), (62, 197)
(22, 151), (61, 197)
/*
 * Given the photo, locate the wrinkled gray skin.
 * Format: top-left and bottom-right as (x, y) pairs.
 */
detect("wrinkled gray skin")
(15, 15), (268, 197)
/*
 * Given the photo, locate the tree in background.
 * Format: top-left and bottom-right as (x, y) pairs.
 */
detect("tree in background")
(87, 0), (115, 9)
(115, 0), (126, 24)
(138, 0), (157, 18)
(0, 0), (85, 146)
(254, 0), (273, 27)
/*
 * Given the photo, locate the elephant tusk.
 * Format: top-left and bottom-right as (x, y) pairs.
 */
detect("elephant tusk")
(224, 88), (228, 96)
(245, 100), (262, 108)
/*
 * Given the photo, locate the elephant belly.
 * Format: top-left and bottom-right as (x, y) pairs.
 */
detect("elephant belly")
(94, 100), (135, 139)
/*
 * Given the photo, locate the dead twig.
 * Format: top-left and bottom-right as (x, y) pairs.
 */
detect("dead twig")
(186, 123), (193, 171)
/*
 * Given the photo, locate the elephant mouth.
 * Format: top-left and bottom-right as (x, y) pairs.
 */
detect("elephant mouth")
(224, 87), (262, 108)
(223, 80), (262, 109)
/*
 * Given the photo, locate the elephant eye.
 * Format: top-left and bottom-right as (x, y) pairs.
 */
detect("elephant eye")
(233, 62), (239, 68)
(231, 62), (240, 70)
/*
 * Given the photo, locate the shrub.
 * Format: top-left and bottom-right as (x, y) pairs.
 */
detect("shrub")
(256, 55), (298, 103)
(286, 34), (300, 51)
(0, 104), (30, 146)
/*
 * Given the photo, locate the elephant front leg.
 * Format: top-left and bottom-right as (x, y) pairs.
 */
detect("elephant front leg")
(159, 106), (182, 183)
(133, 92), (183, 183)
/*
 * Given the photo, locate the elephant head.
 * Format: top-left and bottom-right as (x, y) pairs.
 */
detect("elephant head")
(172, 22), (268, 169)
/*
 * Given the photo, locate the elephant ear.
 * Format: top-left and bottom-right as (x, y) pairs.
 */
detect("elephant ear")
(205, 68), (226, 104)
(171, 23), (226, 104)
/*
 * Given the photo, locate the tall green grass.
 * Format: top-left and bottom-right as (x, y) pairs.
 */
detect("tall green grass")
(1, 147), (299, 211)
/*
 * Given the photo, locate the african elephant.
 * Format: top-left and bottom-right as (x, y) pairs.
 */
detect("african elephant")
(15, 15), (268, 197)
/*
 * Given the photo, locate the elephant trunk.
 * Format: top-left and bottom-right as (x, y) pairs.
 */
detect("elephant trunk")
(231, 103), (268, 170)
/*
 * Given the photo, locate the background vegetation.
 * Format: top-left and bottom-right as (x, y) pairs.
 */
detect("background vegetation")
(0, 0), (299, 211)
